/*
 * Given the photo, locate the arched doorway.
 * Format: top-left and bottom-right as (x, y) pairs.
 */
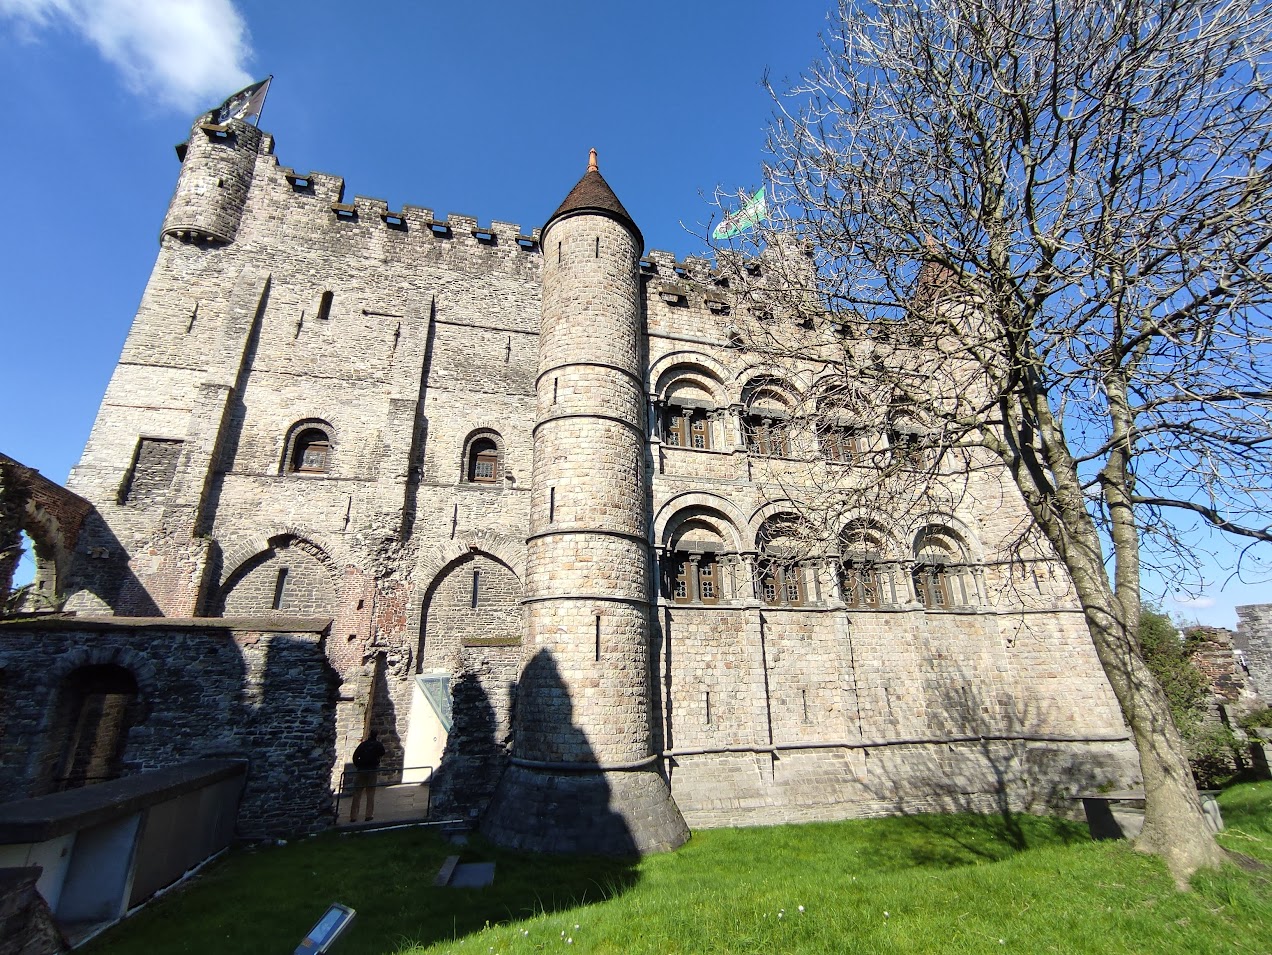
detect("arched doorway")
(43, 664), (142, 792)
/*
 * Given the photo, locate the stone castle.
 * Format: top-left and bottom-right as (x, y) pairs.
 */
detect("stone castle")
(2, 109), (1195, 851)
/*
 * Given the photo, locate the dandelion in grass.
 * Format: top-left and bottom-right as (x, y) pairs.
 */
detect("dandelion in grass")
(798, 905), (805, 913)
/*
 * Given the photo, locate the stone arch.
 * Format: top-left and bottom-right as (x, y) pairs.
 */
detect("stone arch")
(731, 362), (812, 405)
(35, 644), (159, 706)
(415, 533), (527, 587)
(653, 492), (748, 553)
(906, 512), (985, 563)
(0, 454), (91, 610)
(33, 646), (158, 794)
(746, 499), (823, 551)
(417, 548), (525, 674)
(214, 532), (340, 617)
(217, 526), (349, 588)
(650, 351), (731, 404)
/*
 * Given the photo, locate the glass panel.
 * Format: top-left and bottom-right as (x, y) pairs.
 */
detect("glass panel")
(666, 413), (687, 446)
(784, 569), (801, 604)
(673, 560), (689, 602)
(473, 452), (497, 482)
(691, 417), (709, 449)
(699, 560), (718, 602)
(299, 441), (328, 472)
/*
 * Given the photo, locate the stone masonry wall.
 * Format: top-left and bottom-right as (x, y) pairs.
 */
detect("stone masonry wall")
(1236, 604), (1272, 704)
(0, 619), (337, 838)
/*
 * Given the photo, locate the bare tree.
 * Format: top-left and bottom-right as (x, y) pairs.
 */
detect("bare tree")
(713, 0), (1272, 882)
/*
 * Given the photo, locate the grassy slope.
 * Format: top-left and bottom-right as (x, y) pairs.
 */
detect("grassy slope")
(86, 783), (1272, 955)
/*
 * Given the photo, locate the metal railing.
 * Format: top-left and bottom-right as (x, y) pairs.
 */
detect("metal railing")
(333, 764), (434, 825)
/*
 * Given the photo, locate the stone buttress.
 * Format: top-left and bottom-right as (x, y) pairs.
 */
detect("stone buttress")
(482, 152), (689, 854)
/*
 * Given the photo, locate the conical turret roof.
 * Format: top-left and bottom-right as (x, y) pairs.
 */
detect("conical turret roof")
(543, 149), (643, 249)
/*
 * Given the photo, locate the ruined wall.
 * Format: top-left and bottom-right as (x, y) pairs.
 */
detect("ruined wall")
(0, 618), (337, 838)
(1236, 604), (1272, 705)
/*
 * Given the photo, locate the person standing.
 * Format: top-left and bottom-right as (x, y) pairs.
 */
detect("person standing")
(349, 730), (385, 823)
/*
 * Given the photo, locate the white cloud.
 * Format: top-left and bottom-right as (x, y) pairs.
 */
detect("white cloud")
(0, 0), (254, 113)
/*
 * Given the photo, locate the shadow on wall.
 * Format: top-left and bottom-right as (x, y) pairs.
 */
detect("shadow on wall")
(5, 625), (341, 838)
(367, 652), (403, 774)
(483, 649), (665, 856)
(72, 513), (164, 616)
(234, 634), (340, 837)
(427, 669), (502, 819)
(854, 660), (1136, 856)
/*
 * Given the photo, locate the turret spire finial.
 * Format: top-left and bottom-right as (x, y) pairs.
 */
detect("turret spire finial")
(588, 148), (598, 172)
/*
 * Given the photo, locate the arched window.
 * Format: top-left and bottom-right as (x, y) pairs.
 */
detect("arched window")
(911, 526), (971, 608)
(816, 390), (871, 464)
(663, 512), (734, 605)
(756, 515), (808, 607)
(462, 431), (504, 484)
(743, 379), (795, 457)
(657, 365), (724, 451)
(887, 408), (930, 469)
(840, 522), (890, 608)
(284, 421), (335, 475)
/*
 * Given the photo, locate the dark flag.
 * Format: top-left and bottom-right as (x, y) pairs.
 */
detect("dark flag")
(210, 76), (272, 126)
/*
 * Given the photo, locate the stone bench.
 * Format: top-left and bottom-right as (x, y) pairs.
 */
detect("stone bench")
(1072, 789), (1223, 840)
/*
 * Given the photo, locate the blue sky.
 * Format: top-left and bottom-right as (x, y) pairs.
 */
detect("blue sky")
(0, 0), (1264, 625)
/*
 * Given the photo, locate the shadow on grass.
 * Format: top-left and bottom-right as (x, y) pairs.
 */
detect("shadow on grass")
(85, 826), (639, 955)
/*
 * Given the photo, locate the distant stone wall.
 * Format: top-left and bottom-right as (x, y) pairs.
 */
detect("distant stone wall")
(0, 618), (337, 839)
(1236, 604), (1272, 705)
(1187, 626), (1261, 720)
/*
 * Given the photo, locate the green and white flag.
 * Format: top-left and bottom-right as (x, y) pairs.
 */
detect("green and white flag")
(713, 187), (767, 240)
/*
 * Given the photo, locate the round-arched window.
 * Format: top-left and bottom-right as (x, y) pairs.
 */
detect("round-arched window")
(467, 436), (500, 483)
(290, 428), (331, 473)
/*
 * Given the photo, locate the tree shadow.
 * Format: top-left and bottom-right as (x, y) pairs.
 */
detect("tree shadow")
(844, 655), (1133, 868)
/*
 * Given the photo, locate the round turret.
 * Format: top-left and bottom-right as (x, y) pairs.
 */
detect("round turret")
(160, 116), (262, 244)
(482, 150), (688, 855)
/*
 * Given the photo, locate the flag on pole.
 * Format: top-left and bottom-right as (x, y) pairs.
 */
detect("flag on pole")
(210, 76), (272, 126)
(713, 187), (768, 240)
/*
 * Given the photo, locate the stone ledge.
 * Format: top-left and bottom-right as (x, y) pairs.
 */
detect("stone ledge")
(0, 759), (247, 844)
(0, 614), (332, 634)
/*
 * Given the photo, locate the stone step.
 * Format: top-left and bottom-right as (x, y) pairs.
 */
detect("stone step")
(434, 854), (460, 887)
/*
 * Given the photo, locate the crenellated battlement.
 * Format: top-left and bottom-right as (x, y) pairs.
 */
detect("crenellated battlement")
(247, 146), (543, 255)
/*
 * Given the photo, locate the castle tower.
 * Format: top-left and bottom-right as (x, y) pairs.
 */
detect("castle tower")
(161, 116), (262, 244)
(482, 151), (689, 854)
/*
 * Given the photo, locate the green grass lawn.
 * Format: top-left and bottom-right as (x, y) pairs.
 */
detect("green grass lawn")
(86, 782), (1272, 954)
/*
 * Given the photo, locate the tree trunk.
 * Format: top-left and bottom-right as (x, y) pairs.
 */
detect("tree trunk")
(1068, 561), (1228, 884)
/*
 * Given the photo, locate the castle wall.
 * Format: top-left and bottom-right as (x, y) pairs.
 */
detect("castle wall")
(41, 122), (1143, 840)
